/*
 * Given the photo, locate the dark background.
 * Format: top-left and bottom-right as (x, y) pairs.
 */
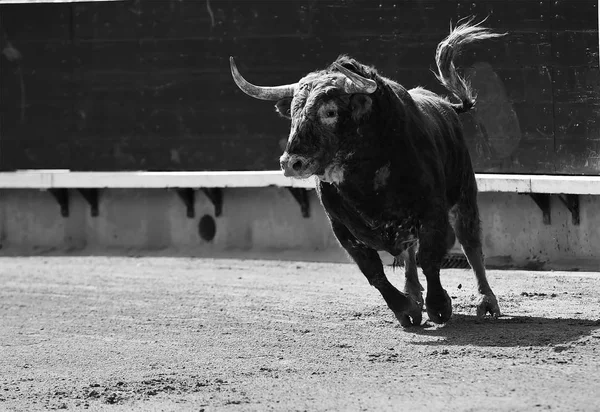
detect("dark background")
(0, 0), (598, 174)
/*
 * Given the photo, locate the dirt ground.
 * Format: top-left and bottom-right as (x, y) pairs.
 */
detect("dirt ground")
(1, 256), (599, 411)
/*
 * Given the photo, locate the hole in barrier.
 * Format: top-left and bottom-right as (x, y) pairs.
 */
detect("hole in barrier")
(198, 214), (216, 242)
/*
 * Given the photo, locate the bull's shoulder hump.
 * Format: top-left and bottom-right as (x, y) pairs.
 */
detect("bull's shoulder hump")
(409, 87), (453, 112)
(409, 87), (448, 104)
(408, 86), (437, 98)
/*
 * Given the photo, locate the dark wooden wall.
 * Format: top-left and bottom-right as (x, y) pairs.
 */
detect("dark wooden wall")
(0, 0), (598, 173)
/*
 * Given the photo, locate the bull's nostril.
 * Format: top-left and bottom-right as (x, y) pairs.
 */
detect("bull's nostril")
(292, 160), (303, 171)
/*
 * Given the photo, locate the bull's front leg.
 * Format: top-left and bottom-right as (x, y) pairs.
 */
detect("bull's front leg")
(331, 220), (422, 326)
(399, 245), (424, 327)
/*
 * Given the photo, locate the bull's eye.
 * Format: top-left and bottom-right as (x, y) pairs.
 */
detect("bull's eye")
(318, 102), (339, 126)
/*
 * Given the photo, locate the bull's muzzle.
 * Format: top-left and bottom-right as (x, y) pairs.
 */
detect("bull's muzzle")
(279, 153), (308, 178)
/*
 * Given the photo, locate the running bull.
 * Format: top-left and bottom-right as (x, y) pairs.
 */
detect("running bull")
(230, 20), (503, 326)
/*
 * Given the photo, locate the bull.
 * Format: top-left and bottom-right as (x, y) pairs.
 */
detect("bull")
(230, 19), (503, 326)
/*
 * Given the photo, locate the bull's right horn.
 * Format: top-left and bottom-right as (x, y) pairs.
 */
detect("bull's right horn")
(230, 57), (297, 101)
(333, 62), (377, 94)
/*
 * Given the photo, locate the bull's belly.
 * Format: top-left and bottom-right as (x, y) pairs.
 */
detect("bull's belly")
(346, 221), (418, 256)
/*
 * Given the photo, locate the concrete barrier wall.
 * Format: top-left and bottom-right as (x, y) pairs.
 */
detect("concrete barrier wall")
(479, 192), (600, 270)
(0, 188), (598, 271)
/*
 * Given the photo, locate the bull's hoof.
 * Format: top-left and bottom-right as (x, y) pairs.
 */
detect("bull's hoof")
(425, 289), (453, 324)
(398, 283), (424, 327)
(476, 293), (501, 318)
(397, 308), (423, 328)
(395, 298), (423, 327)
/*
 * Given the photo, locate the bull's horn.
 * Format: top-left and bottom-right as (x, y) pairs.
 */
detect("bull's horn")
(333, 62), (377, 94)
(230, 57), (296, 101)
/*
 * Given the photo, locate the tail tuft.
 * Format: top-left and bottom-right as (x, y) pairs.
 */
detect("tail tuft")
(435, 17), (506, 113)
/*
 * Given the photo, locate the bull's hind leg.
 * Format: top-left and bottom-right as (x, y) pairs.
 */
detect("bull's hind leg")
(418, 204), (453, 324)
(450, 180), (501, 318)
(330, 221), (421, 326)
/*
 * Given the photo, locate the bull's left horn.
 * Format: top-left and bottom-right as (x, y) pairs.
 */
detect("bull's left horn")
(333, 62), (377, 94)
(230, 57), (297, 101)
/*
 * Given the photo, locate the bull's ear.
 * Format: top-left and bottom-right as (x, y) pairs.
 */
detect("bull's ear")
(275, 98), (293, 119)
(350, 94), (372, 121)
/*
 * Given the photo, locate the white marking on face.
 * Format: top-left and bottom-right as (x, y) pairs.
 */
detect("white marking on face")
(317, 101), (338, 126)
(287, 114), (306, 144)
(287, 124), (297, 144)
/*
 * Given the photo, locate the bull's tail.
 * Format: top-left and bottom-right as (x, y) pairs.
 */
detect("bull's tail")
(435, 17), (505, 113)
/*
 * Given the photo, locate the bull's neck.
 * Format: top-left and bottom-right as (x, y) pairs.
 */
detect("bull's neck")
(330, 154), (391, 217)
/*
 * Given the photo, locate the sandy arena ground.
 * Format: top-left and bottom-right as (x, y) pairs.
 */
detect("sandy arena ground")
(1, 256), (599, 411)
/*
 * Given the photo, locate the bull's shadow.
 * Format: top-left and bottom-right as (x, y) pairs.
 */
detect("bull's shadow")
(408, 313), (600, 348)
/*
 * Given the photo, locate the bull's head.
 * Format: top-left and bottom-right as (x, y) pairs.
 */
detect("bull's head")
(230, 56), (377, 183)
